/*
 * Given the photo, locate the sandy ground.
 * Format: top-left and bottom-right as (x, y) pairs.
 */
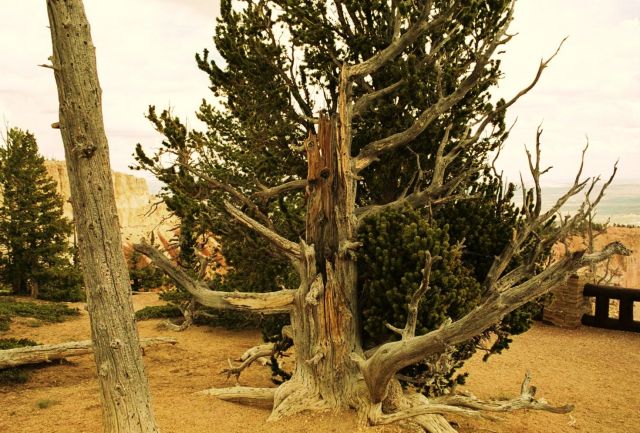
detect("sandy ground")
(1, 293), (639, 433)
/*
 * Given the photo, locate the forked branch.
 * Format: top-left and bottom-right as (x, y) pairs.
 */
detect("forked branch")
(347, 0), (454, 79)
(253, 179), (307, 201)
(353, 4), (516, 173)
(386, 252), (441, 340)
(222, 343), (276, 380)
(432, 371), (573, 414)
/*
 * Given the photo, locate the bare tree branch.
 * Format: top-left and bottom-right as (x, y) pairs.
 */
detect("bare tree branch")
(431, 372), (573, 414)
(347, 1), (452, 79)
(134, 242), (295, 314)
(180, 163), (274, 229)
(224, 200), (301, 261)
(196, 386), (276, 404)
(386, 252), (441, 340)
(353, 79), (405, 117)
(253, 179), (307, 201)
(353, 4), (516, 173)
(355, 184), (479, 225)
(222, 343), (276, 380)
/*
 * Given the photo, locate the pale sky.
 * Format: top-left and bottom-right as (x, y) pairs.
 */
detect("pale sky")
(1, 1), (638, 191)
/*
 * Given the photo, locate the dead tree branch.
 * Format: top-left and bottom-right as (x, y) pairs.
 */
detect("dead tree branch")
(0, 337), (176, 369)
(196, 386), (276, 405)
(135, 242), (295, 314)
(224, 200), (301, 262)
(222, 343), (276, 380)
(353, 4), (515, 172)
(386, 252), (441, 340)
(347, 1), (455, 79)
(253, 179), (307, 201)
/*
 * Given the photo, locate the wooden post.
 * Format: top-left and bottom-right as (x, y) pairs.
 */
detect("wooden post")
(594, 295), (609, 321)
(46, 1), (159, 432)
(619, 297), (634, 326)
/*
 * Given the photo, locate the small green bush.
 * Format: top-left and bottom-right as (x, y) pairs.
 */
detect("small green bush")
(0, 337), (39, 350)
(358, 207), (483, 395)
(0, 297), (80, 331)
(135, 304), (182, 321)
(0, 315), (10, 331)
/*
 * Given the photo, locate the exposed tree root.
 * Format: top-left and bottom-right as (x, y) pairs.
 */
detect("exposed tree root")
(198, 371), (571, 433)
(162, 299), (196, 332)
(431, 371), (574, 414)
(366, 372), (572, 433)
(269, 378), (331, 421)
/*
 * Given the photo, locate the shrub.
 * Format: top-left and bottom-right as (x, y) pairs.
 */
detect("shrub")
(135, 304), (182, 321)
(0, 297), (79, 331)
(36, 399), (59, 409)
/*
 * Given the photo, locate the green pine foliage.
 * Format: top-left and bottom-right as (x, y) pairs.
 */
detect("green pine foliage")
(0, 128), (83, 301)
(358, 206), (484, 395)
(0, 297), (79, 332)
(127, 249), (167, 292)
(135, 304), (182, 321)
(359, 206), (481, 346)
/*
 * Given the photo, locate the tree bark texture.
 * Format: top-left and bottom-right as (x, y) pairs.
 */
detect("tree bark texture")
(273, 98), (366, 417)
(46, 1), (160, 432)
(0, 337), (176, 369)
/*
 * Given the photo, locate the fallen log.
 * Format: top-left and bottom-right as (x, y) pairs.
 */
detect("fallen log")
(0, 337), (177, 369)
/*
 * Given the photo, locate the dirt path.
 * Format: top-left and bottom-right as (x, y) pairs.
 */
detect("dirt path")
(1, 293), (639, 433)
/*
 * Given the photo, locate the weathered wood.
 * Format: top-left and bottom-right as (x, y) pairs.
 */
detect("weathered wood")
(0, 337), (176, 369)
(196, 386), (276, 404)
(46, 1), (159, 431)
(135, 242), (295, 314)
(277, 107), (363, 414)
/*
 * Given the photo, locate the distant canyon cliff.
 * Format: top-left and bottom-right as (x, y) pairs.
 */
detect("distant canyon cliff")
(44, 160), (175, 243)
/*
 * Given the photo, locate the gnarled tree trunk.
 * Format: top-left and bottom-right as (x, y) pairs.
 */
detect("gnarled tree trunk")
(46, 1), (159, 432)
(134, 4), (631, 432)
(272, 104), (365, 416)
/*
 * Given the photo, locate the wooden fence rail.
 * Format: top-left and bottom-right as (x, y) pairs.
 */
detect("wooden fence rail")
(582, 283), (640, 332)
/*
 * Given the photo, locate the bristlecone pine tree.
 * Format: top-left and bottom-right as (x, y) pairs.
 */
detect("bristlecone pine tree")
(135, 2), (630, 431)
(46, 0), (159, 431)
(0, 128), (76, 298)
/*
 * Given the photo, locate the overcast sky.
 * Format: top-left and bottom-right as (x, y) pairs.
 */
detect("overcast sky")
(1, 1), (638, 191)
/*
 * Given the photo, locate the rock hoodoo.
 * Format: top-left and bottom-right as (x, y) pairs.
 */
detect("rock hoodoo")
(44, 160), (175, 242)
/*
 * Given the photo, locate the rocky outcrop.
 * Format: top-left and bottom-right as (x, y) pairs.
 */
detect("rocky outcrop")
(44, 160), (175, 242)
(553, 227), (640, 289)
